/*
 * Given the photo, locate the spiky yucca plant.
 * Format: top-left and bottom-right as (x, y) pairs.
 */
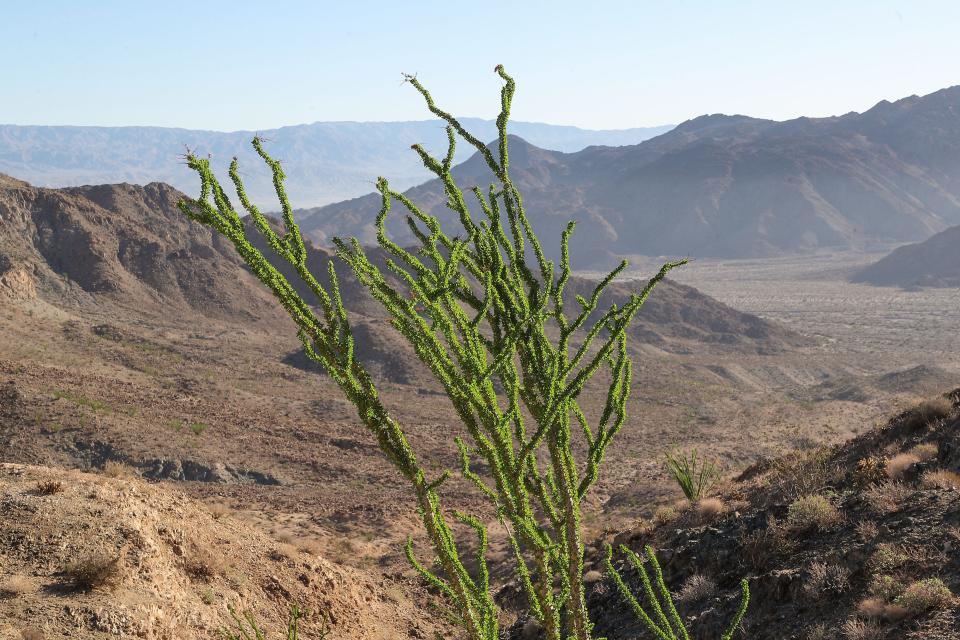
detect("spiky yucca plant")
(179, 66), (690, 640)
(665, 448), (723, 502)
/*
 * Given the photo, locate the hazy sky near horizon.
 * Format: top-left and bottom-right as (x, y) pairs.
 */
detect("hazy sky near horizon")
(4, 1), (959, 131)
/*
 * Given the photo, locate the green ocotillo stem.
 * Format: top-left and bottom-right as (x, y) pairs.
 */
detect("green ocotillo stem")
(178, 65), (690, 640)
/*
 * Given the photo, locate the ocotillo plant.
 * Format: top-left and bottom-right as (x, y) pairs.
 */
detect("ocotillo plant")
(178, 65), (686, 640)
(604, 545), (749, 640)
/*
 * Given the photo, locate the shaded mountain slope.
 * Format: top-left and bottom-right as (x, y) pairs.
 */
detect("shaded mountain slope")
(0, 176), (807, 358)
(300, 86), (960, 264)
(852, 224), (960, 288)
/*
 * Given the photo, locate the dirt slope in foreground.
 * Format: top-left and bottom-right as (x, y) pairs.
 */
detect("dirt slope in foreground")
(0, 463), (447, 640)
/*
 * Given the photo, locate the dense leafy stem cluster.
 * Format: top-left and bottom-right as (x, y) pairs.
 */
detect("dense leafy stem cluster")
(176, 66), (731, 640)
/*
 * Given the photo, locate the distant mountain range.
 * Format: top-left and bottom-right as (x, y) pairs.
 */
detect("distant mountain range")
(0, 120), (673, 209)
(299, 86), (960, 264)
(0, 176), (804, 356)
(852, 224), (960, 288)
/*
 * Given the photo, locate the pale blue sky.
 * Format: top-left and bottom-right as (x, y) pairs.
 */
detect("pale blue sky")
(3, 1), (959, 131)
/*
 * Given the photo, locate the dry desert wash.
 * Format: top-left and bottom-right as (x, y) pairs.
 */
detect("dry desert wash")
(177, 66), (749, 640)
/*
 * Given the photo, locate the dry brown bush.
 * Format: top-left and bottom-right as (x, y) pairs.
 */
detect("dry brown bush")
(184, 549), (228, 582)
(841, 618), (882, 640)
(652, 504), (679, 527)
(675, 574), (717, 603)
(885, 453), (920, 479)
(856, 596), (886, 618)
(855, 520), (879, 541)
(768, 448), (838, 500)
(856, 597), (908, 621)
(908, 442), (939, 462)
(297, 538), (325, 556)
(787, 495), (842, 531)
(35, 479), (65, 495)
(897, 578), (955, 614)
(919, 397), (954, 421)
(206, 502), (232, 520)
(805, 561), (850, 599)
(582, 570), (603, 584)
(694, 497), (725, 522)
(270, 542), (299, 562)
(852, 456), (887, 488)
(863, 482), (912, 515)
(101, 460), (134, 479)
(921, 469), (960, 490)
(0, 574), (32, 598)
(741, 518), (796, 569)
(903, 397), (954, 430)
(62, 552), (122, 591)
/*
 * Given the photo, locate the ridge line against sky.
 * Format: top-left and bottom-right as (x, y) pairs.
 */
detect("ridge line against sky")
(4, 0), (960, 131)
(0, 118), (675, 135)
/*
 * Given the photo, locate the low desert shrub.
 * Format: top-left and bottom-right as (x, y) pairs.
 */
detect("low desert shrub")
(62, 552), (122, 591)
(675, 573), (717, 603)
(909, 442), (939, 463)
(886, 452), (920, 479)
(852, 456), (887, 488)
(652, 504), (680, 527)
(903, 397), (954, 430)
(768, 447), (837, 500)
(271, 543), (299, 562)
(665, 448), (723, 502)
(855, 520), (879, 541)
(0, 574), (31, 598)
(694, 497), (725, 522)
(296, 538), (325, 556)
(102, 460), (134, 479)
(920, 469), (960, 490)
(863, 482), (912, 515)
(741, 518), (796, 569)
(841, 618), (882, 640)
(855, 597), (908, 622)
(185, 550), (228, 582)
(787, 495), (842, 531)
(805, 561), (850, 599)
(35, 479), (65, 495)
(869, 575), (906, 602)
(896, 578), (955, 614)
(207, 502), (232, 520)
(856, 597), (887, 618)
(869, 543), (909, 572)
(920, 397), (954, 421)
